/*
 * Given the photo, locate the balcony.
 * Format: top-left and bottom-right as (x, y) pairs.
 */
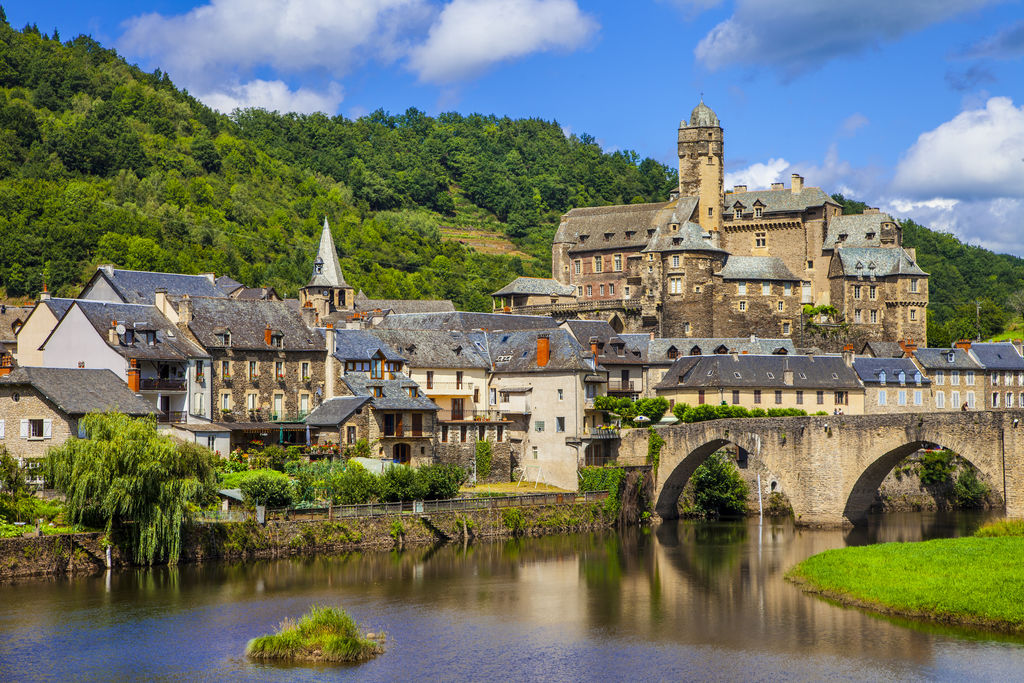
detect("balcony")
(607, 380), (639, 394)
(582, 427), (620, 440)
(438, 409), (509, 422)
(498, 400), (531, 415)
(270, 412), (309, 422)
(140, 378), (187, 391)
(156, 411), (187, 424)
(381, 428), (427, 438)
(422, 381), (474, 396)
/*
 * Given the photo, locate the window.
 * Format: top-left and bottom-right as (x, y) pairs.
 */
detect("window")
(586, 285), (593, 297)
(248, 360), (258, 379)
(967, 391), (976, 409)
(853, 285), (862, 300)
(246, 392), (258, 411)
(372, 386), (383, 398)
(460, 426), (468, 443)
(965, 371), (974, 386)
(497, 425), (504, 442)
(490, 387), (497, 405)
(910, 309), (917, 321)
(755, 231), (766, 248)
(762, 282), (771, 296)
(556, 417), (565, 432)
(1009, 392), (1015, 408)
(624, 286), (631, 297)
(698, 390), (706, 405)
(754, 207), (763, 218)
(535, 421), (545, 432)
(952, 390), (961, 408)
(574, 260), (581, 275)
(672, 255), (680, 268)
(782, 322), (791, 335)
(708, 207), (714, 217)
(817, 390), (825, 405)
(599, 284), (605, 296)
(777, 301), (784, 312)
(796, 390), (803, 405)
(734, 208), (742, 219)
(371, 357), (382, 379)
(878, 389), (887, 406)
(993, 372), (1000, 386)
(775, 390), (783, 404)
(594, 256), (603, 273)
(193, 392), (204, 414)
(807, 260), (814, 270)
(26, 419), (46, 439)
(272, 393), (283, 418)
(936, 391), (945, 409)
(935, 370), (944, 385)
(854, 310), (862, 323)
(478, 425), (486, 440)
(834, 391), (848, 405)
(270, 334), (283, 348)
(993, 392), (1000, 408)
(456, 371), (464, 389)
(220, 392), (231, 411)
(738, 282), (747, 295)
(558, 388), (564, 401)
(532, 446), (539, 459)
(869, 285), (877, 299)
(684, 322), (691, 335)
(870, 310), (878, 324)
(784, 283), (792, 296)
(952, 371), (961, 386)
(738, 301), (747, 312)
(425, 371), (434, 389)
(614, 254), (622, 271)
(609, 284), (615, 296)
(221, 360), (230, 379)
(732, 390), (740, 404)
(217, 331), (231, 346)
(275, 361), (284, 379)
(753, 389), (761, 404)
(910, 279), (918, 293)
(670, 277), (683, 294)
(898, 390), (907, 406)
(441, 425), (449, 442)
(301, 362), (310, 380)
(578, 286), (583, 296)
(346, 426), (357, 444)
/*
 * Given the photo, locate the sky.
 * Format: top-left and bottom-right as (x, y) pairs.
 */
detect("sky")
(5, 0), (1024, 256)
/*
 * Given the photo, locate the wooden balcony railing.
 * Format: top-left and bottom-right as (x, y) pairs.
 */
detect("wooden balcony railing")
(156, 411), (187, 424)
(437, 409), (509, 422)
(140, 378), (187, 391)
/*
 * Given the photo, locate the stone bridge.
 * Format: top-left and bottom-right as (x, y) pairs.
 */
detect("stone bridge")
(618, 411), (1024, 525)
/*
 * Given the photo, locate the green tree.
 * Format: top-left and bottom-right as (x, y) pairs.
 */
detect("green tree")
(327, 460), (379, 504)
(0, 447), (26, 500)
(691, 453), (749, 518)
(239, 471), (293, 508)
(46, 412), (217, 565)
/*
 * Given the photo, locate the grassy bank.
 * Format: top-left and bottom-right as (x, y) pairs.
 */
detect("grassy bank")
(247, 606), (384, 663)
(788, 521), (1024, 632)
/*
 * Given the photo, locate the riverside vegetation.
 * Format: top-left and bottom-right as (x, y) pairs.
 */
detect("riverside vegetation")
(246, 606), (384, 664)
(788, 519), (1024, 633)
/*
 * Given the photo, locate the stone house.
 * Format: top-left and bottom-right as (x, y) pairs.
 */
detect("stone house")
(492, 277), (576, 311)
(908, 346), (982, 411)
(13, 297), (73, 367)
(852, 357), (932, 413)
(304, 396), (372, 450)
(654, 353), (865, 414)
(965, 342), (1024, 410)
(0, 367), (152, 485)
(643, 336), (796, 396)
(78, 265), (224, 304)
(562, 319), (648, 399)
(36, 300), (207, 425)
(0, 304), (32, 358)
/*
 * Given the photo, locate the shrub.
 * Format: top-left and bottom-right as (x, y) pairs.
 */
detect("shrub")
(975, 519), (1024, 537)
(418, 464), (466, 500)
(262, 445), (288, 471)
(327, 461), (379, 505)
(919, 449), (956, 485)
(579, 466), (628, 515)
(378, 465), (427, 503)
(953, 466), (988, 508)
(246, 606), (383, 663)
(502, 507), (525, 534)
(343, 438), (373, 460)
(691, 453), (749, 518)
(475, 440), (493, 480)
(240, 471), (294, 508)
(672, 403), (807, 423)
(285, 445), (303, 462)
(647, 428), (665, 472)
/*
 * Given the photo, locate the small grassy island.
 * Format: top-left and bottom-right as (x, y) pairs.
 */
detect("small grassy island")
(788, 520), (1024, 633)
(246, 606), (384, 663)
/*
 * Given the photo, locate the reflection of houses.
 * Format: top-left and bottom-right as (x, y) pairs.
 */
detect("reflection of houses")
(36, 300), (207, 424)
(852, 357), (931, 413)
(654, 354), (865, 414)
(0, 367), (152, 485)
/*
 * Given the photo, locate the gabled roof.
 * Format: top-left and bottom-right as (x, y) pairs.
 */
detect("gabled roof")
(859, 341), (906, 358)
(556, 196), (699, 252)
(647, 337), (796, 364)
(83, 267), (223, 304)
(724, 187), (836, 214)
(655, 354), (861, 390)
(477, 328), (596, 373)
(342, 372), (439, 411)
(719, 256), (799, 282)
(304, 396), (371, 426)
(852, 357), (929, 385)
(0, 367), (153, 416)
(911, 347), (982, 370)
(835, 247), (927, 277)
(375, 311), (557, 331)
(562, 320), (648, 365)
(307, 218), (348, 289)
(641, 221), (726, 255)
(0, 304), (33, 343)
(968, 343), (1024, 370)
(50, 301), (208, 361)
(370, 330), (490, 369)
(353, 292), (455, 314)
(824, 213), (898, 249)
(215, 275), (244, 295)
(333, 329), (405, 363)
(185, 298), (320, 351)
(492, 277), (575, 297)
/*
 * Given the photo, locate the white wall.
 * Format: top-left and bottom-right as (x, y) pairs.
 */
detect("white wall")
(41, 305), (126, 379)
(15, 304), (59, 367)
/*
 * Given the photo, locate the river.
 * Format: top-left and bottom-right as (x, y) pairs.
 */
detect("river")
(2, 512), (1022, 681)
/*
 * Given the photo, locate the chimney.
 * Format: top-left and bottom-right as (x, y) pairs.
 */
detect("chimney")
(731, 351), (739, 361)
(842, 344), (855, 366)
(39, 281), (50, 302)
(750, 334), (756, 343)
(154, 288), (167, 313)
(783, 365), (794, 385)
(791, 174), (803, 193)
(899, 339), (918, 355)
(771, 182), (785, 191)
(108, 320), (119, 345)
(264, 325), (273, 346)
(537, 333), (550, 368)
(954, 339), (972, 351)
(0, 354), (12, 377)
(127, 358), (140, 393)
(178, 295), (193, 327)
(201, 272), (216, 284)
(649, 331), (655, 340)
(733, 184), (747, 193)
(589, 336), (599, 363)
(101, 264), (113, 277)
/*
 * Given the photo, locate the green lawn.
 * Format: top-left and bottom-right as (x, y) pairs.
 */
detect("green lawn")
(788, 536), (1024, 631)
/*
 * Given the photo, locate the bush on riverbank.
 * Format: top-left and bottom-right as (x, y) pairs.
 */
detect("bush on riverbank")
(246, 606), (384, 663)
(975, 519), (1024, 537)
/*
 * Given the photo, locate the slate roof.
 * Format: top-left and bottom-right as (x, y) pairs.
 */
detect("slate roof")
(231, 287), (279, 300)
(332, 329), (406, 363)
(0, 305), (33, 343)
(860, 341), (906, 358)
(655, 354), (861, 390)
(852, 357), (929, 385)
(184, 297), (320, 351)
(725, 187), (836, 215)
(87, 267), (223, 304)
(823, 213), (898, 249)
(307, 219), (348, 288)
(353, 292), (455, 314)
(304, 396), (372, 426)
(968, 343), (1024, 370)
(492, 277), (575, 297)
(719, 256), (800, 281)
(562, 320), (647, 365)
(911, 348), (982, 371)
(647, 337), (796, 364)
(215, 275), (244, 295)
(641, 221), (726, 255)
(0, 367), (153, 416)
(478, 328), (596, 373)
(370, 330), (490, 369)
(58, 301), (208, 361)
(835, 247), (927, 277)
(556, 196), (699, 251)
(341, 372), (439, 411)
(375, 311), (557, 331)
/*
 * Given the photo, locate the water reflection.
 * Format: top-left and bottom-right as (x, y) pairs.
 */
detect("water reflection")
(0, 511), (1020, 682)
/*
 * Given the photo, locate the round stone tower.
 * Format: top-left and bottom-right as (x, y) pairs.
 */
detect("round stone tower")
(678, 99), (724, 237)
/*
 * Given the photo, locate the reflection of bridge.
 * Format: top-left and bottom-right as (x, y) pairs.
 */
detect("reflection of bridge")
(620, 411), (1024, 525)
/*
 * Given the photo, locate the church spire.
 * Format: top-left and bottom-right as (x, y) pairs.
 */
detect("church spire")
(308, 217), (347, 288)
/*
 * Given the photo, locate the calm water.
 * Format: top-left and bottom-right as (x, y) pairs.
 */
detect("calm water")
(2, 512), (1023, 682)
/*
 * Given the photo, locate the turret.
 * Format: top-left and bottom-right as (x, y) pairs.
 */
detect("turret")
(299, 218), (355, 322)
(678, 98), (724, 236)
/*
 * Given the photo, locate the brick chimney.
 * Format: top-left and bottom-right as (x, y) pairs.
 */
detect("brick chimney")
(898, 339), (918, 355)
(954, 339), (972, 351)
(108, 320), (119, 345)
(0, 354), (13, 377)
(791, 174), (804, 193)
(733, 185), (747, 193)
(589, 336), (599, 363)
(842, 344), (854, 366)
(537, 333), (550, 368)
(127, 358), (140, 393)
(264, 325), (273, 346)
(39, 282), (50, 302)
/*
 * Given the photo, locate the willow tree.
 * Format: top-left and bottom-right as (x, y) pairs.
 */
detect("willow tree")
(47, 412), (217, 565)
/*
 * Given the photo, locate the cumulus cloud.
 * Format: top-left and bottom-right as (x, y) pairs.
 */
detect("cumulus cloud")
(893, 96), (1024, 200)
(725, 157), (788, 189)
(839, 113), (869, 137)
(884, 197), (1024, 255)
(961, 19), (1024, 60)
(408, 0), (598, 83)
(197, 80), (344, 115)
(694, 0), (998, 75)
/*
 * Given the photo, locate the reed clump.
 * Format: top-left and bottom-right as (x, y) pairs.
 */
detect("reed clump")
(246, 606), (384, 663)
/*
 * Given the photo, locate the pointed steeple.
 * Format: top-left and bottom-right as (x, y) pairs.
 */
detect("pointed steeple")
(308, 218), (347, 287)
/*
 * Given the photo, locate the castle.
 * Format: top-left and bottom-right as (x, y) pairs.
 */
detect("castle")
(493, 100), (929, 347)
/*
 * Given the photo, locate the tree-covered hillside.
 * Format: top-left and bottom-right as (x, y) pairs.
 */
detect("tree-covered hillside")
(0, 15), (675, 310)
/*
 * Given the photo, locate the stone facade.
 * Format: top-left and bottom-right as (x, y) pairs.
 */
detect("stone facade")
(0, 384), (74, 463)
(205, 349), (324, 422)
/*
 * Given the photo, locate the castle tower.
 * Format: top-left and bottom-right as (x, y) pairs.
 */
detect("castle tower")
(678, 99), (724, 236)
(299, 218), (355, 322)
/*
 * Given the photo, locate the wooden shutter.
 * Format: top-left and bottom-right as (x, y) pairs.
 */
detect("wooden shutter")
(20, 419), (28, 438)
(43, 419), (52, 439)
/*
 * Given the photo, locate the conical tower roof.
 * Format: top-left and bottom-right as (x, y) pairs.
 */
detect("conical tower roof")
(308, 218), (348, 288)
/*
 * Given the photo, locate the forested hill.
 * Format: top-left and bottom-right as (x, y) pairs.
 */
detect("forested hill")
(0, 15), (676, 310)
(833, 195), (1024, 346)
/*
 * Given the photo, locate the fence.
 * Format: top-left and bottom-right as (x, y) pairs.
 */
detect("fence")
(197, 490), (610, 524)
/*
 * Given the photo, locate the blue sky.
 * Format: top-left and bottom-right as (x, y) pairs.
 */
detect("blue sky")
(6, 0), (1024, 254)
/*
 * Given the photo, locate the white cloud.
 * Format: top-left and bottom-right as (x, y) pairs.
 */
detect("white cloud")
(197, 80), (344, 115)
(839, 113), (869, 137)
(893, 96), (1024, 200)
(408, 0), (598, 83)
(694, 0), (998, 75)
(725, 157), (788, 189)
(883, 197), (1024, 255)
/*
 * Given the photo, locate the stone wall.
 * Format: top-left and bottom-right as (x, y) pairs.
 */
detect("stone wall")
(433, 440), (514, 483)
(209, 348), (325, 422)
(0, 532), (122, 580)
(0, 385), (76, 461)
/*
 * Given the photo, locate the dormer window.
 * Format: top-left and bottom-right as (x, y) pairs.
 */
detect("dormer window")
(754, 207), (763, 218)
(604, 232), (613, 240)
(578, 234), (588, 243)
(647, 229), (655, 238)
(406, 387), (418, 397)
(670, 223), (679, 232)
(217, 332), (231, 347)
(270, 334), (283, 348)
(143, 331), (156, 346)
(915, 372), (922, 385)
(667, 346), (678, 360)
(124, 329), (135, 345)
(866, 232), (876, 240)
(898, 371), (906, 385)
(947, 352), (955, 363)
(879, 371), (886, 385)
(372, 386), (383, 398)
(837, 233), (847, 242)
